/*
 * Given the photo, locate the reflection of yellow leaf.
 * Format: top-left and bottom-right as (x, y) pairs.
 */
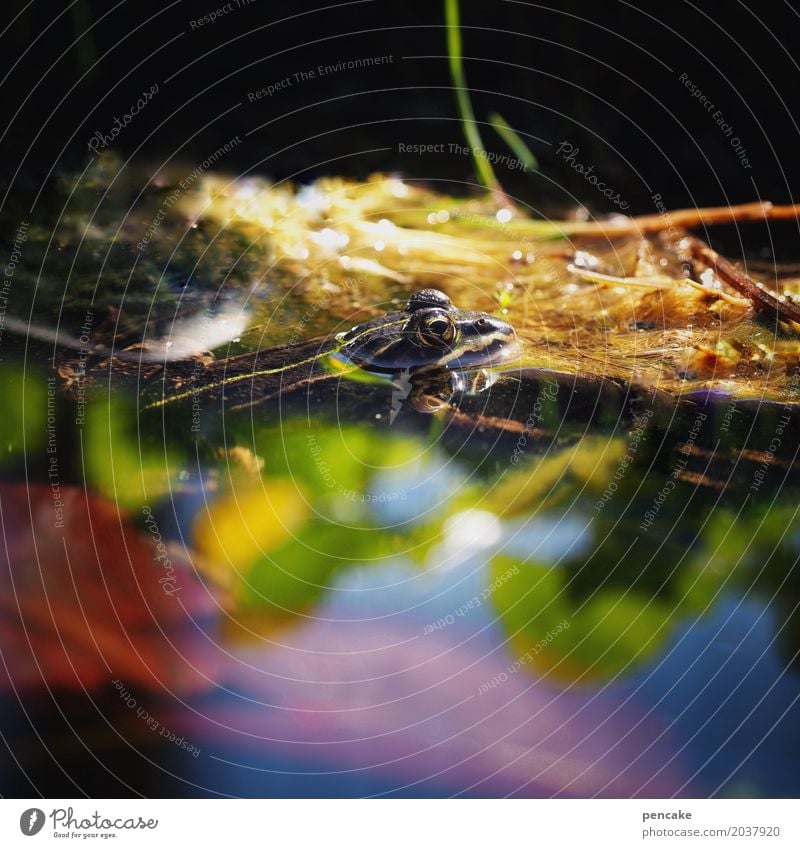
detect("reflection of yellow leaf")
(193, 480), (309, 572)
(568, 437), (626, 485)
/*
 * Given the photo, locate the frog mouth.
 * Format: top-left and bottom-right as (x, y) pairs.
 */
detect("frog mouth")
(439, 331), (521, 371)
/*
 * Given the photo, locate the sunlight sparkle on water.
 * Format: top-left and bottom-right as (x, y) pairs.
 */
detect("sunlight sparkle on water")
(389, 179), (409, 198)
(310, 227), (350, 253)
(439, 509), (502, 568)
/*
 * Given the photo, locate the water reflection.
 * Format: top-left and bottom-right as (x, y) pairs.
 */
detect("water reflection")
(2, 361), (799, 796)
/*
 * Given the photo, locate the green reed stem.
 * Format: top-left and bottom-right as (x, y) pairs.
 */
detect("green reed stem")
(489, 112), (539, 172)
(444, 0), (499, 191)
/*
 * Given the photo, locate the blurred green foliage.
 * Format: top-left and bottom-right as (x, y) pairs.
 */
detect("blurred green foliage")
(0, 366), (46, 462)
(86, 394), (184, 508)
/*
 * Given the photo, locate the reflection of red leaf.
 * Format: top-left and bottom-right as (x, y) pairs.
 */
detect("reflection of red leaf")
(0, 484), (217, 694)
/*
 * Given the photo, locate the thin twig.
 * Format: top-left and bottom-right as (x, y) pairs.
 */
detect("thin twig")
(686, 235), (800, 325)
(559, 201), (800, 239)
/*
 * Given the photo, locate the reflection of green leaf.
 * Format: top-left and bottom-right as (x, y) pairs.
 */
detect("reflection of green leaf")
(700, 503), (790, 569)
(324, 354), (390, 385)
(687, 502), (799, 596)
(197, 419), (477, 638)
(0, 366), (46, 462)
(239, 520), (394, 615)
(490, 553), (673, 682)
(675, 543), (736, 617)
(250, 422), (424, 504)
(86, 396), (182, 508)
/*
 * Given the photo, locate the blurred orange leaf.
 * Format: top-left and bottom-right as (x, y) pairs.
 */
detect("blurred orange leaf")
(0, 484), (217, 694)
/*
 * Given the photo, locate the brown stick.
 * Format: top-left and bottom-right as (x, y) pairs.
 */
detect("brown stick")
(687, 236), (800, 325)
(563, 201), (800, 238)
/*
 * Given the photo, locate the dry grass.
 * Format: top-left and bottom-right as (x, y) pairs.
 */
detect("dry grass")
(179, 173), (800, 401)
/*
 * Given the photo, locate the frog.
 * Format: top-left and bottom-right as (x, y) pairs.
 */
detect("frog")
(335, 288), (519, 375)
(132, 288), (520, 415)
(333, 288), (519, 414)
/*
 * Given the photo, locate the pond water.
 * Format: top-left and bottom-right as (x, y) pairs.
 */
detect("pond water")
(1, 160), (798, 798)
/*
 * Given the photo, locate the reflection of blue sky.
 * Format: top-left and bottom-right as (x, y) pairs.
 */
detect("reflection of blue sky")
(325, 509), (592, 628)
(192, 544), (690, 797)
(503, 513), (594, 563)
(161, 467), (800, 797)
(633, 597), (800, 797)
(369, 460), (465, 525)
(160, 459), (800, 797)
(302, 549), (800, 797)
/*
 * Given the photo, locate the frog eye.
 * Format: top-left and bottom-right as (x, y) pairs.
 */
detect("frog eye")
(414, 310), (457, 347)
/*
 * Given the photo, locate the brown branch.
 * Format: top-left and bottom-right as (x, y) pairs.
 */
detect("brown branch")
(563, 201), (800, 239)
(686, 236), (800, 326)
